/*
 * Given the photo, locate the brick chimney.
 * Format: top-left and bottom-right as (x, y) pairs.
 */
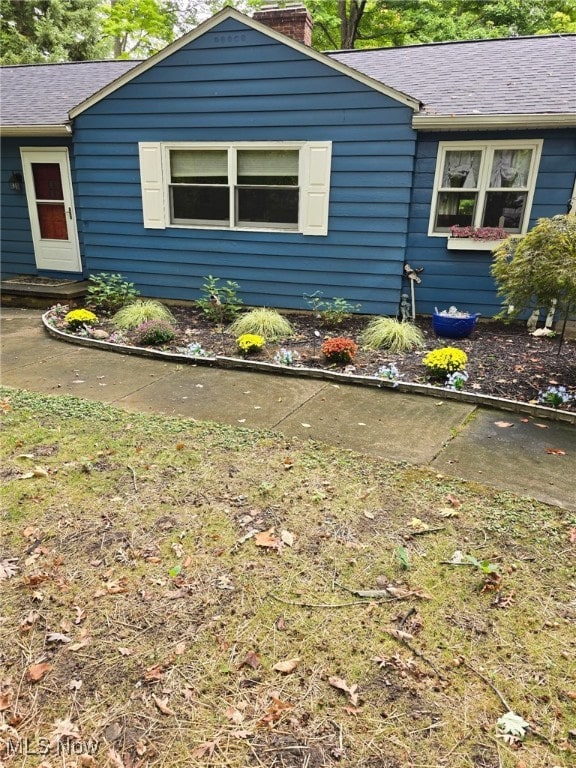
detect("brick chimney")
(253, 2), (313, 47)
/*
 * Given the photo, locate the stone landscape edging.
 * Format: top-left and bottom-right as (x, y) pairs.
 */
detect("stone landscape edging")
(42, 312), (576, 425)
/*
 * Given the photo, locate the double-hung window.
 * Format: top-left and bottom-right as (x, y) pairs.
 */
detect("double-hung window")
(139, 141), (332, 236)
(429, 140), (542, 237)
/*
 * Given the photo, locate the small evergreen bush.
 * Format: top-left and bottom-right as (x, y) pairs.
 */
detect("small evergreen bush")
(135, 319), (177, 345)
(86, 273), (140, 312)
(228, 308), (293, 341)
(112, 300), (175, 331)
(197, 275), (243, 323)
(360, 318), (424, 353)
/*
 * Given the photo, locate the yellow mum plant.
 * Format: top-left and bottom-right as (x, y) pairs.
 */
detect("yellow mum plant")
(423, 347), (468, 378)
(64, 309), (98, 331)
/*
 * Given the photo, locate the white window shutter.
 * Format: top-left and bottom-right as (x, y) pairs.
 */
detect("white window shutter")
(300, 142), (332, 236)
(138, 142), (166, 229)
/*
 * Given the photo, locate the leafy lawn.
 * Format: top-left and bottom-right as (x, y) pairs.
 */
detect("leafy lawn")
(0, 388), (574, 768)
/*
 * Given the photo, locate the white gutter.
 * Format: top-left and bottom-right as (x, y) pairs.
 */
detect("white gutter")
(0, 125), (72, 137)
(412, 113), (576, 130)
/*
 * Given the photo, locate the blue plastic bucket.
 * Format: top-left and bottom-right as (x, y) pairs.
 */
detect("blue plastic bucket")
(432, 313), (480, 339)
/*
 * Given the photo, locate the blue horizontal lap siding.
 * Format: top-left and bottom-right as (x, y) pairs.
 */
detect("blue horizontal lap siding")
(73, 17), (416, 313)
(405, 129), (576, 317)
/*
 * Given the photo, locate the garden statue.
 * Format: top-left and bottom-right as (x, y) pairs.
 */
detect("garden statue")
(400, 293), (411, 322)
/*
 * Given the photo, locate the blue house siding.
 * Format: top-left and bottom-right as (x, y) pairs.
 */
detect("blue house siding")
(0, 136), (84, 279)
(72, 17), (417, 314)
(405, 129), (576, 317)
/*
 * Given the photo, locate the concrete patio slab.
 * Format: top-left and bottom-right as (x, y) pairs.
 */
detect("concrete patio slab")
(115, 365), (328, 428)
(276, 382), (475, 463)
(432, 408), (576, 510)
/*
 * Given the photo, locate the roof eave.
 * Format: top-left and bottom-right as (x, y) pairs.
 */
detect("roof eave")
(412, 113), (576, 130)
(0, 124), (71, 137)
(69, 7), (421, 120)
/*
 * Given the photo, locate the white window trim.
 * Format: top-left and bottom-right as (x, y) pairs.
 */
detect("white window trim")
(428, 139), (543, 240)
(138, 140), (332, 236)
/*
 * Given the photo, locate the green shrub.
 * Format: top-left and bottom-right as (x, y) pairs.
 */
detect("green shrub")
(112, 300), (175, 331)
(228, 308), (293, 341)
(360, 318), (425, 353)
(236, 333), (265, 355)
(135, 320), (177, 345)
(64, 308), (98, 331)
(197, 275), (243, 323)
(423, 347), (468, 378)
(304, 291), (361, 327)
(86, 273), (140, 312)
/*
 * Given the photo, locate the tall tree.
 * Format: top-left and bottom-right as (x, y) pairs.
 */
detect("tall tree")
(0, 0), (108, 64)
(101, 0), (178, 58)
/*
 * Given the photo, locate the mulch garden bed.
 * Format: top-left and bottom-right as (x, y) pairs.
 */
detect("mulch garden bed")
(47, 304), (576, 412)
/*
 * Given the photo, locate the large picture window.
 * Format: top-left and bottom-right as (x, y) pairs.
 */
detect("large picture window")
(430, 140), (542, 236)
(138, 141), (332, 236)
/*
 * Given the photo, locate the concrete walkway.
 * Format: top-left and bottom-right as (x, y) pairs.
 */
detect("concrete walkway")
(1, 307), (575, 511)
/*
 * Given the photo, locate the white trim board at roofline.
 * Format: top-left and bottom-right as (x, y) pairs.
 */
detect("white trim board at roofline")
(413, 114), (576, 130)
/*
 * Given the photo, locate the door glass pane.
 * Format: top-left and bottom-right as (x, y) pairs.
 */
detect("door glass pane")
(32, 163), (64, 200)
(170, 186), (229, 224)
(482, 191), (527, 230)
(435, 192), (477, 229)
(237, 188), (299, 226)
(441, 150), (481, 188)
(490, 149), (531, 188)
(37, 203), (68, 239)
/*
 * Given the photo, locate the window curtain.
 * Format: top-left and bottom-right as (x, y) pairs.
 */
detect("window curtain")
(490, 149), (531, 188)
(442, 150), (481, 189)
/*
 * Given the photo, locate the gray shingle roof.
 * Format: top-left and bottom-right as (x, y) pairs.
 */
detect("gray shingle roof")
(0, 60), (140, 127)
(1, 33), (574, 129)
(329, 34), (576, 116)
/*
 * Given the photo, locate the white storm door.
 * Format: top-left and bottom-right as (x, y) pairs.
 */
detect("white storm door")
(20, 148), (82, 272)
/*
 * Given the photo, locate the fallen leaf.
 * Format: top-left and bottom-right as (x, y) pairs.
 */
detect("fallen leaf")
(27, 662), (52, 682)
(409, 517), (429, 532)
(0, 689), (13, 711)
(118, 647), (133, 656)
(440, 508), (459, 518)
(257, 695), (293, 727)
(545, 447), (567, 455)
(238, 650), (261, 669)
(569, 528), (576, 545)
(0, 558), (19, 580)
(191, 739), (220, 759)
(363, 510), (375, 519)
(51, 716), (81, 744)
(445, 493), (461, 507)
(152, 694), (175, 716)
(301, 423), (311, 428)
(280, 530), (294, 547)
(329, 676), (360, 707)
(46, 632), (72, 644)
(387, 628), (414, 642)
(534, 423), (549, 429)
(273, 658), (300, 674)
(225, 705), (245, 724)
(494, 421), (514, 428)
(255, 528), (280, 549)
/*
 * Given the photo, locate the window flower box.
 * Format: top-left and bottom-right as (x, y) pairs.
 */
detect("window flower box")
(447, 224), (507, 251)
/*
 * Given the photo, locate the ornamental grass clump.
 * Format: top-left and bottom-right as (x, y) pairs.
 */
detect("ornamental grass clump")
(321, 337), (358, 365)
(112, 300), (175, 331)
(135, 319), (176, 345)
(64, 308), (98, 331)
(423, 347), (468, 379)
(228, 308), (293, 341)
(360, 317), (425, 353)
(236, 333), (265, 356)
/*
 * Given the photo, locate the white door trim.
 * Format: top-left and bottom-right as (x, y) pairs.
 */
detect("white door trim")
(20, 147), (82, 273)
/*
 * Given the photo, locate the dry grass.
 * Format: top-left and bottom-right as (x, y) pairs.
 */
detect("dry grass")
(0, 388), (574, 768)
